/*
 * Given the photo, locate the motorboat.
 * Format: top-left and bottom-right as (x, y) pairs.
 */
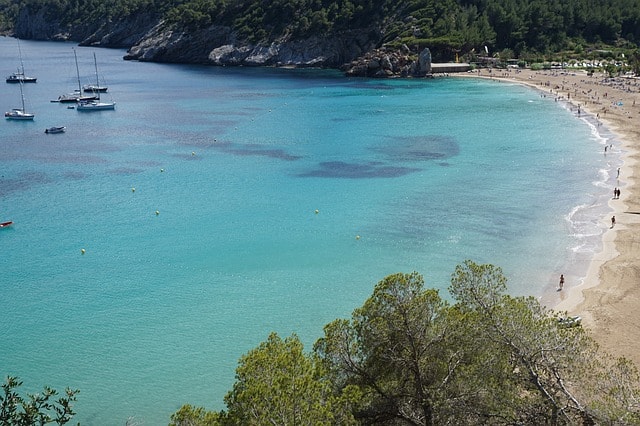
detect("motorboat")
(45, 126), (66, 134)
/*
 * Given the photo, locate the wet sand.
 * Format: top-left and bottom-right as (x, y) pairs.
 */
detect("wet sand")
(464, 68), (640, 366)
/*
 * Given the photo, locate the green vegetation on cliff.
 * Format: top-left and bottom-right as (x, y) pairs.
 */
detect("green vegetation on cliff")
(1, 0), (639, 62)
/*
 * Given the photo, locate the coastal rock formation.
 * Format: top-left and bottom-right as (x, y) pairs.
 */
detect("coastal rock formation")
(416, 48), (432, 76)
(124, 23), (432, 78)
(341, 47), (432, 78)
(124, 24), (236, 63)
(124, 23), (380, 69)
(11, 7), (432, 77)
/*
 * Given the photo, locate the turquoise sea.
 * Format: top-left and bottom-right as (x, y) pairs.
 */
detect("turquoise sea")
(0, 37), (620, 424)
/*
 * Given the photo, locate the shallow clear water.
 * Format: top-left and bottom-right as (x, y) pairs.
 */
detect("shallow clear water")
(0, 38), (620, 424)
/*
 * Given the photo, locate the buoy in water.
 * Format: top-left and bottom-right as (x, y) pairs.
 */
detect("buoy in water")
(81, 248), (86, 254)
(314, 209), (319, 214)
(155, 210), (160, 216)
(160, 168), (164, 172)
(355, 235), (361, 240)
(191, 151), (195, 156)
(131, 187), (135, 192)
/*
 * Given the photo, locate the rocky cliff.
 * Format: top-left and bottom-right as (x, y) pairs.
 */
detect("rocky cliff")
(122, 22), (433, 77)
(13, 9), (431, 77)
(123, 22), (381, 69)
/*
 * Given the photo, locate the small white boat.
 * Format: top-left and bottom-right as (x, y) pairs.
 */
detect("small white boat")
(45, 126), (66, 134)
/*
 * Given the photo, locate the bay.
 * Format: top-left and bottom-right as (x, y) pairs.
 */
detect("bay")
(0, 37), (618, 424)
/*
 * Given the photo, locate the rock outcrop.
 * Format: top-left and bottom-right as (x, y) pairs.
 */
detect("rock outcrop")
(341, 46), (432, 78)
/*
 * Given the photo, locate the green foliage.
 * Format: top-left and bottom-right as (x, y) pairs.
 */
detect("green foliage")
(203, 332), (359, 425)
(169, 404), (222, 426)
(316, 270), (523, 424)
(182, 262), (640, 424)
(0, 376), (79, 425)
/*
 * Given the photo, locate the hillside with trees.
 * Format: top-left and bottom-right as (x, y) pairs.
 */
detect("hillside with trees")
(1, 0), (639, 68)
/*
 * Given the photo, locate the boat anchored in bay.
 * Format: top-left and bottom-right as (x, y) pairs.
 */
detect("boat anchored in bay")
(45, 126), (66, 134)
(77, 53), (115, 111)
(5, 40), (36, 84)
(5, 81), (34, 120)
(54, 48), (98, 104)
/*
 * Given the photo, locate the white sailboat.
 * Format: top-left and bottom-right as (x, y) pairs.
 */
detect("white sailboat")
(6, 40), (37, 83)
(77, 52), (115, 111)
(5, 81), (34, 120)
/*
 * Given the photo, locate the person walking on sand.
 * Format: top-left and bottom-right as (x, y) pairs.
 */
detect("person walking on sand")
(559, 274), (565, 291)
(611, 216), (616, 228)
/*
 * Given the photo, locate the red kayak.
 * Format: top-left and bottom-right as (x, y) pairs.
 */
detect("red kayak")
(0, 221), (13, 228)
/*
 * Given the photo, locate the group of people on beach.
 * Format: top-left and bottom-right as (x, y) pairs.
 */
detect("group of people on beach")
(613, 188), (621, 199)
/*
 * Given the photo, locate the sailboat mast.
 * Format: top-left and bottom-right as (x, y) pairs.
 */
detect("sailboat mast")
(73, 48), (81, 94)
(93, 53), (99, 86)
(92, 52), (100, 100)
(17, 40), (25, 75)
(19, 81), (26, 112)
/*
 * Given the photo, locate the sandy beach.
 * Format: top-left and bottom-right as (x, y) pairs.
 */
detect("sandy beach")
(466, 67), (640, 366)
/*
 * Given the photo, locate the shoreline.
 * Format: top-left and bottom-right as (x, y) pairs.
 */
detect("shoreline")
(462, 68), (640, 366)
